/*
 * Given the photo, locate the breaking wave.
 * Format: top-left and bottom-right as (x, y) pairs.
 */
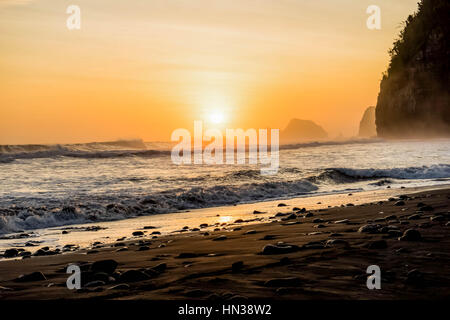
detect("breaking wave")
(329, 164), (450, 180)
(0, 163), (448, 235)
(0, 140), (170, 161)
(0, 179), (318, 234)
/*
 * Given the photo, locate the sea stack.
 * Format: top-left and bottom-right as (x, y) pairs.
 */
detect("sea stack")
(280, 119), (328, 144)
(358, 106), (377, 138)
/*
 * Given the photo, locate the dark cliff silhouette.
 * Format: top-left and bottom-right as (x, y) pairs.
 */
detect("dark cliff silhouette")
(375, 0), (449, 138)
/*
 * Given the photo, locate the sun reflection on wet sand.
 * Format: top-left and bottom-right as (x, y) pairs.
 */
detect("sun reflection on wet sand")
(218, 216), (232, 224)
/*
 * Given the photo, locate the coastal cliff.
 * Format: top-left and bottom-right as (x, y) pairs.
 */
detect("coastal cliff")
(375, 0), (449, 138)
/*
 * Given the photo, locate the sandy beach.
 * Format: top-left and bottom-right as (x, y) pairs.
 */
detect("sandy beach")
(0, 186), (449, 300)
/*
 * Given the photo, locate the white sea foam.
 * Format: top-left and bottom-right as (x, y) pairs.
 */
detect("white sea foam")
(0, 139), (449, 235)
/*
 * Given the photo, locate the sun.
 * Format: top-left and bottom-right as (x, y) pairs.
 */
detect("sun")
(209, 111), (225, 124)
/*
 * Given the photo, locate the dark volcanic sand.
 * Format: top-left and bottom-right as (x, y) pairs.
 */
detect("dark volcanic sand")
(0, 188), (449, 300)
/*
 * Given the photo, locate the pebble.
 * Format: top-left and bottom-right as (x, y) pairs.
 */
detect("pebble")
(33, 248), (58, 256)
(3, 248), (19, 258)
(264, 277), (302, 287)
(399, 229), (422, 241)
(275, 212), (288, 217)
(213, 235), (227, 241)
(176, 252), (199, 259)
(91, 259), (118, 274)
(84, 280), (106, 288)
(302, 241), (325, 249)
(282, 213), (297, 221)
(325, 239), (349, 247)
(430, 215), (445, 222)
(260, 235), (277, 240)
(358, 224), (381, 233)
(261, 244), (300, 255)
(0, 286), (13, 291)
(416, 202), (426, 207)
(114, 242), (126, 247)
(107, 284), (130, 290)
(14, 271), (46, 282)
(152, 263), (167, 273)
(334, 219), (349, 224)
(329, 233), (342, 237)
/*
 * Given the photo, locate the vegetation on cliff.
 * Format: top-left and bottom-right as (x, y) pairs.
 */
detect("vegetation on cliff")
(376, 0), (449, 138)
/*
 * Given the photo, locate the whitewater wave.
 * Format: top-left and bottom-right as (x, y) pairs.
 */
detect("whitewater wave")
(0, 140), (171, 162)
(279, 138), (383, 150)
(330, 164), (450, 180)
(0, 179), (318, 234)
(0, 138), (384, 162)
(0, 164), (448, 235)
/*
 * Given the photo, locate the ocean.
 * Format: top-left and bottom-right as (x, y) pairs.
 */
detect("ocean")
(0, 138), (449, 235)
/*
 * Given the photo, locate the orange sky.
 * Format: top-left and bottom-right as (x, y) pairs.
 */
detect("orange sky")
(0, 0), (419, 144)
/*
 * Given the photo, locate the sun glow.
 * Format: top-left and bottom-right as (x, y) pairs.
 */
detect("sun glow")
(209, 111), (225, 124)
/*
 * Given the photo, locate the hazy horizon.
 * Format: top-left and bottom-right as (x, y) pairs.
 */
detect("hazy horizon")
(0, 0), (419, 144)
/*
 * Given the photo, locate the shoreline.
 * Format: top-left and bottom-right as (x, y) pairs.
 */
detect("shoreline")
(0, 186), (449, 299)
(1, 184), (449, 252)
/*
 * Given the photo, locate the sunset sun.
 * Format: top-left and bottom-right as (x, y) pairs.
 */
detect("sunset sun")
(209, 111), (225, 124)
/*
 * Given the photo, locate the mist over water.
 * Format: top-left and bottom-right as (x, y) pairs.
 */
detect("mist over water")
(0, 139), (449, 234)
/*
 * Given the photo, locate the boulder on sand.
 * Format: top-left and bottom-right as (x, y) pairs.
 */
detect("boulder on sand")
(399, 229), (422, 241)
(91, 259), (118, 274)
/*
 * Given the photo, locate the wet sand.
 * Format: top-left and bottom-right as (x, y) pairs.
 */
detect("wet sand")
(0, 187), (449, 300)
